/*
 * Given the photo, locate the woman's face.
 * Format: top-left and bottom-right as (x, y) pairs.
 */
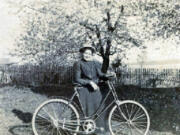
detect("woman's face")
(82, 49), (93, 61)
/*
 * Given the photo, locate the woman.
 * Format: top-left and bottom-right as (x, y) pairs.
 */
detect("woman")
(73, 44), (113, 135)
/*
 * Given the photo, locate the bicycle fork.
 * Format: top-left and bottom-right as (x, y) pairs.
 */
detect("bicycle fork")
(115, 100), (129, 121)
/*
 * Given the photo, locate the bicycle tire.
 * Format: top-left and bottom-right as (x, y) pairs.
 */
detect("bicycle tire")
(108, 100), (150, 135)
(48, 96), (83, 117)
(32, 98), (80, 135)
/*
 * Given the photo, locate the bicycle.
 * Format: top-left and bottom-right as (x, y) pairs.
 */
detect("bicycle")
(32, 79), (150, 135)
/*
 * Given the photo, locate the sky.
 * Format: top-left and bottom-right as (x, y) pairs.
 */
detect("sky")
(0, 0), (179, 67)
(0, 0), (21, 63)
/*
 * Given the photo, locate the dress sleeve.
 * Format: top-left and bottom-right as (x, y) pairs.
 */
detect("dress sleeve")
(73, 61), (91, 85)
(94, 61), (108, 80)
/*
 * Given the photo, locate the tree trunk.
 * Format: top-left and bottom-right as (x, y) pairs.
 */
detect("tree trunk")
(102, 55), (110, 73)
(101, 37), (112, 73)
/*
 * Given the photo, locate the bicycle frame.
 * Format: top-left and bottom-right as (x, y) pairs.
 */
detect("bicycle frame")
(69, 80), (121, 121)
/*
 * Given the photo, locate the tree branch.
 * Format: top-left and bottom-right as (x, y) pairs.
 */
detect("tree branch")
(114, 33), (141, 47)
(87, 32), (96, 51)
(114, 5), (124, 30)
(106, 11), (115, 32)
(105, 38), (111, 56)
(126, 37), (141, 47)
(95, 25), (105, 57)
(79, 21), (95, 32)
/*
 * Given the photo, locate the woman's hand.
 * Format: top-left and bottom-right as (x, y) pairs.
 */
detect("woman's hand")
(106, 71), (116, 79)
(89, 81), (100, 91)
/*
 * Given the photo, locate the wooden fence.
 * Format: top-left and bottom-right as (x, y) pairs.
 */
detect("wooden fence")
(115, 68), (180, 88)
(1, 65), (180, 88)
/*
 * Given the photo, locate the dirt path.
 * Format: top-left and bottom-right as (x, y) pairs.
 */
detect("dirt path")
(0, 86), (177, 135)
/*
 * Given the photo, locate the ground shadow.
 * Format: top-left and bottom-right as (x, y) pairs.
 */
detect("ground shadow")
(12, 109), (33, 123)
(9, 124), (33, 135)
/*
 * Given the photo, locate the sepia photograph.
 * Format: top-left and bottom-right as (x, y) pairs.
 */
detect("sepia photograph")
(0, 0), (180, 135)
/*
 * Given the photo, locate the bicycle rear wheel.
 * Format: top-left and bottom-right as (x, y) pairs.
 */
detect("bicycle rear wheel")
(32, 98), (80, 135)
(109, 100), (150, 135)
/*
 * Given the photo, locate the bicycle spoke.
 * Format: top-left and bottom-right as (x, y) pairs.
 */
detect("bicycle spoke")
(125, 103), (130, 119)
(112, 112), (124, 120)
(52, 103), (59, 120)
(60, 104), (71, 118)
(36, 121), (51, 129)
(60, 128), (70, 135)
(57, 128), (62, 135)
(56, 128), (61, 135)
(111, 117), (125, 124)
(111, 122), (128, 127)
(50, 126), (55, 135)
(46, 125), (53, 135)
(113, 124), (128, 134)
(134, 124), (147, 130)
(129, 103), (135, 120)
(129, 124), (134, 135)
(131, 123), (145, 135)
(134, 121), (147, 129)
(58, 103), (68, 119)
(36, 114), (51, 122)
(36, 119), (52, 130)
(132, 113), (146, 122)
(132, 107), (142, 121)
(42, 107), (55, 121)
(133, 122), (147, 128)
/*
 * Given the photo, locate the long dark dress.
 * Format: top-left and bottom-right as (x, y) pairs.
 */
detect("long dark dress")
(73, 59), (109, 134)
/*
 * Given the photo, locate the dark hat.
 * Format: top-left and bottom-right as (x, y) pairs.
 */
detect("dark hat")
(79, 44), (96, 53)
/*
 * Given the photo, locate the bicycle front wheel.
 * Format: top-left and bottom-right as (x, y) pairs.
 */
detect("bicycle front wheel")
(32, 98), (80, 135)
(109, 100), (150, 135)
